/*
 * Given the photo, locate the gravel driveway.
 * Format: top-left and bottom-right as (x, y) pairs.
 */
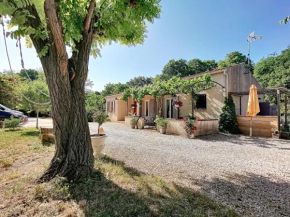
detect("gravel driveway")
(102, 122), (290, 217)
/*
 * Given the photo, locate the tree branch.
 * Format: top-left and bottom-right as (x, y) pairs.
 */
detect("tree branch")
(44, 0), (68, 75)
(84, 0), (96, 34)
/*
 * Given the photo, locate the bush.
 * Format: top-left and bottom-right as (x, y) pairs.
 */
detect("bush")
(218, 96), (239, 134)
(4, 116), (22, 131)
(130, 117), (137, 125)
(154, 116), (169, 127)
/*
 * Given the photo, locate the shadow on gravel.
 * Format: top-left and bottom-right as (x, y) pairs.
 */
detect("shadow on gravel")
(194, 173), (290, 217)
(198, 134), (290, 150)
(51, 156), (238, 217)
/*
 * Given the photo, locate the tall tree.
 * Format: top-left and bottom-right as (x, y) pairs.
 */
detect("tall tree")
(127, 76), (153, 87)
(203, 60), (217, 71)
(160, 59), (190, 80)
(101, 82), (129, 96)
(218, 51), (248, 68)
(254, 46), (290, 106)
(0, 73), (18, 108)
(187, 58), (206, 75)
(19, 69), (39, 81)
(218, 95), (239, 134)
(0, 0), (161, 181)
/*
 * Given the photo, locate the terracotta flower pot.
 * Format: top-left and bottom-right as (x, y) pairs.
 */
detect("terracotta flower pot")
(272, 133), (281, 139)
(91, 135), (108, 158)
(159, 126), (167, 134)
(130, 123), (136, 129)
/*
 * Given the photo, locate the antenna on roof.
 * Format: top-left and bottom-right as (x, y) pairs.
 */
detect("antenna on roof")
(247, 31), (262, 65)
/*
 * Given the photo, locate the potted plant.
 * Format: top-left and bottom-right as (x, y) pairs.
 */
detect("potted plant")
(172, 101), (183, 108)
(91, 110), (110, 158)
(154, 116), (169, 134)
(183, 116), (196, 139)
(272, 128), (281, 139)
(130, 117), (137, 129)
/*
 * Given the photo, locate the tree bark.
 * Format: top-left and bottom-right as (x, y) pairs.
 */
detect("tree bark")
(37, 43), (94, 182)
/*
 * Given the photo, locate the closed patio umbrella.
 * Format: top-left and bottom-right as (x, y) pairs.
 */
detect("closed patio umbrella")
(246, 85), (260, 136)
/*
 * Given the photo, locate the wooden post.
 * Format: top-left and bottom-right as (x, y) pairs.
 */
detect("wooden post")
(191, 88), (194, 118)
(277, 90), (281, 132)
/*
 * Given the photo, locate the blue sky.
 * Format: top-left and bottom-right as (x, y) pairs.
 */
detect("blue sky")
(0, 0), (289, 91)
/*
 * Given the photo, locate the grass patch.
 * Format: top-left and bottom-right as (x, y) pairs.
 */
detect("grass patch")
(0, 158), (13, 168)
(0, 128), (239, 217)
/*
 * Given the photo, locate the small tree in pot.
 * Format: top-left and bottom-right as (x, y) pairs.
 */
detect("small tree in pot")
(154, 116), (169, 134)
(91, 111), (110, 158)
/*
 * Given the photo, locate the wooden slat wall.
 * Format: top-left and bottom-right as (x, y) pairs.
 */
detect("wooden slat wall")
(237, 116), (278, 137)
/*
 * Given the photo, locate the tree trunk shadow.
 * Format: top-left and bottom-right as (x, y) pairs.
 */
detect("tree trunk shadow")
(49, 156), (238, 217)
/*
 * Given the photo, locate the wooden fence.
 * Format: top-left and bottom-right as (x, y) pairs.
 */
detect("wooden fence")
(237, 116), (278, 137)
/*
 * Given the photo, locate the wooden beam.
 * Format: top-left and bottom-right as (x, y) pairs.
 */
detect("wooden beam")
(277, 89), (281, 132)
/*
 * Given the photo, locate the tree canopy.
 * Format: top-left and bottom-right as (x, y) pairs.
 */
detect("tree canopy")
(188, 59), (217, 75)
(218, 51), (248, 68)
(18, 69), (39, 81)
(254, 47), (290, 88)
(101, 82), (129, 96)
(0, 73), (18, 108)
(159, 59), (190, 80)
(127, 76), (153, 87)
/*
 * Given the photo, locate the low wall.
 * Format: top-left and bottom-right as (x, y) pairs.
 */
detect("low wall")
(157, 119), (218, 137)
(237, 116), (278, 137)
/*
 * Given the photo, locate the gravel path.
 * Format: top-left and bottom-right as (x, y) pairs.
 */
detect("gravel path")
(103, 122), (290, 217)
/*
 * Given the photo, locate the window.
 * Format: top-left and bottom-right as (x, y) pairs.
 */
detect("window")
(166, 99), (173, 118)
(196, 94), (206, 109)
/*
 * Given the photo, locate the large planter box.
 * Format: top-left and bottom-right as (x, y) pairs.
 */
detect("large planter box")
(156, 119), (218, 137)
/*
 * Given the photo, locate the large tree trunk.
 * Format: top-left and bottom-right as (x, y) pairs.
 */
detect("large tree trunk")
(35, 32), (95, 182)
(37, 46), (93, 182)
(26, 0), (96, 182)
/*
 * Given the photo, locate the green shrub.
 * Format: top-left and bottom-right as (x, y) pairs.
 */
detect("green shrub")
(4, 117), (22, 131)
(130, 117), (137, 125)
(218, 96), (239, 134)
(154, 116), (169, 127)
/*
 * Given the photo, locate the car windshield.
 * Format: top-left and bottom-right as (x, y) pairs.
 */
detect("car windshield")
(0, 104), (11, 111)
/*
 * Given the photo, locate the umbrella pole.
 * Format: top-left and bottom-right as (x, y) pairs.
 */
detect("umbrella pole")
(250, 116), (253, 137)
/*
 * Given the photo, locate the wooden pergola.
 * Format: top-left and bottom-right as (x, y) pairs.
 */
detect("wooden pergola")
(229, 87), (290, 132)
